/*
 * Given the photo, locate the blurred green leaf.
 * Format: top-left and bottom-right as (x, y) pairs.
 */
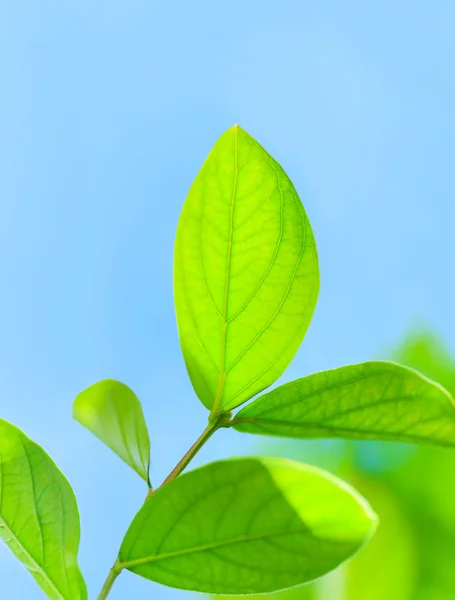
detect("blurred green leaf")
(388, 331), (455, 599)
(387, 445), (455, 600)
(393, 330), (455, 397)
(0, 419), (87, 600)
(343, 476), (416, 600)
(119, 457), (376, 595)
(233, 361), (455, 446)
(174, 125), (319, 414)
(73, 379), (150, 482)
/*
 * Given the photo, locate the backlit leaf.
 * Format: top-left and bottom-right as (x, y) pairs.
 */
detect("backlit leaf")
(233, 361), (455, 446)
(73, 379), (150, 482)
(0, 419), (87, 599)
(174, 125), (319, 414)
(119, 457), (376, 594)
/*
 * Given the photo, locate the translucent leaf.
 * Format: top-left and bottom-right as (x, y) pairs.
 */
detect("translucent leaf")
(174, 125), (319, 414)
(119, 457), (376, 594)
(0, 419), (87, 599)
(73, 379), (150, 482)
(233, 361), (455, 446)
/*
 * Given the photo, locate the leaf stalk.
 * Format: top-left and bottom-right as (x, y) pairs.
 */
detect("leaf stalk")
(155, 412), (230, 491)
(97, 560), (121, 600)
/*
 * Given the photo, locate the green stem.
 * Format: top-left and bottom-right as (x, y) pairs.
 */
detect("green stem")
(95, 413), (229, 598)
(156, 415), (225, 490)
(97, 560), (121, 600)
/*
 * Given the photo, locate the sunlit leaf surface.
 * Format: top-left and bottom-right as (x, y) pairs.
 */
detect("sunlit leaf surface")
(174, 125), (319, 413)
(233, 361), (455, 446)
(73, 379), (151, 482)
(119, 457), (376, 594)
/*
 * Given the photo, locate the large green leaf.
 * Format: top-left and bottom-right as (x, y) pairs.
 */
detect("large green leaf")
(174, 125), (319, 414)
(73, 379), (150, 482)
(0, 419), (87, 600)
(118, 457), (376, 595)
(232, 361), (455, 446)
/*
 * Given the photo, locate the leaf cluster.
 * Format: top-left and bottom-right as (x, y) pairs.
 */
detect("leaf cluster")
(2, 127), (455, 599)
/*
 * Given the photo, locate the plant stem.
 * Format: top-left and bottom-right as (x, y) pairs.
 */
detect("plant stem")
(97, 560), (121, 600)
(156, 415), (225, 490)
(96, 413), (229, 598)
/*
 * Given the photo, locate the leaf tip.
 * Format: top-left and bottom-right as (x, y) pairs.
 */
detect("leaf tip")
(230, 122), (247, 136)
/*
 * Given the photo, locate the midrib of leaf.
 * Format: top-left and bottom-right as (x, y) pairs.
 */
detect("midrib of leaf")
(200, 186), (224, 318)
(226, 166), (284, 325)
(237, 367), (416, 418)
(224, 197), (307, 408)
(0, 436), (66, 600)
(120, 525), (312, 571)
(237, 388), (441, 425)
(4, 434), (65, 600)
(211, 135), (294, 413)
(20, 437), (45, 565)
(232, 416), (454, 444)
(212, 125), (239, 417)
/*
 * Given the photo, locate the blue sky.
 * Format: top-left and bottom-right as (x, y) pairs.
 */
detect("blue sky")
(1, 1), (455, 598)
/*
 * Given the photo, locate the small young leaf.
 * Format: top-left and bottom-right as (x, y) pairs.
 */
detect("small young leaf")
(232, 361), (455, 446)
(118, 457), (376, 594)
(0, 419), (87, 600)
(73, 379), (151, 482)
(174, 125), (319, 415)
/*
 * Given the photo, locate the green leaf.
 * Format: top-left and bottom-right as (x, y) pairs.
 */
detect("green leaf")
(118, 457), (377, 594)
(174, 125), (319, 414)
(73, 379), (151, 483)
(343, 478), (415, 600)
(0, 419), (87, 600)
(232, 361), (455, 446)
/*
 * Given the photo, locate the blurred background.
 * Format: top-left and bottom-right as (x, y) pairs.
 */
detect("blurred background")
(1, 1), (455, 598)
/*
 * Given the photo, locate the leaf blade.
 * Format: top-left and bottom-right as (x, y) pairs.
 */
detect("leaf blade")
(119, 457), (376, 594)
(73, 379), (150, 482)
(0, 419), (87, 600)
(233, 361), (455, 445)
(174, 125), (319, 413)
